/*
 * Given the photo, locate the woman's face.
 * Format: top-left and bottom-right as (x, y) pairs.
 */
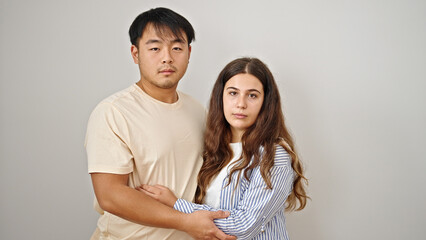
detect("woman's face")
(223, 73), (264, 142)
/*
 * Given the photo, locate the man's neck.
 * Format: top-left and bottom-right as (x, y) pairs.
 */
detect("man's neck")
(136, 81), (178, 103)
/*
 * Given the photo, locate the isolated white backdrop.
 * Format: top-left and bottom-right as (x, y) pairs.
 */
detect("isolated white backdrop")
(1, 0), (425, 239)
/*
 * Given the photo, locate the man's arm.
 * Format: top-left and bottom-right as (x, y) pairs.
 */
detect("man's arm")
(91, 173), (236, 240)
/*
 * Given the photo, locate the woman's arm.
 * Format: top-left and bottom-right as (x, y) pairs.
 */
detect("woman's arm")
(175, 164), (294, 239)
(141, 147), (294, 239)
(137, 184), (216, 212)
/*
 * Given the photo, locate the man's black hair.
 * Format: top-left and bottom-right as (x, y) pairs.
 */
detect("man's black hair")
(129, 7), (195, 46)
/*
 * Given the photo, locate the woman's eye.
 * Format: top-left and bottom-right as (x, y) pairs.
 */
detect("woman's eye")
(249, 94), (257, 98)
(229, 91), (237, 96)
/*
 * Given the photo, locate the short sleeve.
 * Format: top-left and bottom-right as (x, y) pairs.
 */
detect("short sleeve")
(85, 102), (133, 174)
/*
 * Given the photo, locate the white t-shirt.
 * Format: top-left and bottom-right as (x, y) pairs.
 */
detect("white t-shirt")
(204, 142), (242, 209)
(85, 84), (205, 240)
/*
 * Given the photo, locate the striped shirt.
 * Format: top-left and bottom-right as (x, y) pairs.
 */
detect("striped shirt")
(174, 144), (294, 239)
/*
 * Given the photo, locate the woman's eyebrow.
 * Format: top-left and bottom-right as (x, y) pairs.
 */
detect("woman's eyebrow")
(226, 86), (239, 91)
(247, 89), (262, 94)
(226, 87), (262, 93)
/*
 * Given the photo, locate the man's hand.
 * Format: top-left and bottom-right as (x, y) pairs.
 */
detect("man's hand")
(181, 210), (237, 240)
(137, 184), (236, 239)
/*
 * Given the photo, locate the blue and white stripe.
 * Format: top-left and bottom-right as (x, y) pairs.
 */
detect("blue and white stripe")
(174, 145), (294, 239)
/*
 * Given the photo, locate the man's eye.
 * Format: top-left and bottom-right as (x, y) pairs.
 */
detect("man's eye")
(173, 47), (182, 51)
(150, 48), (159, 51)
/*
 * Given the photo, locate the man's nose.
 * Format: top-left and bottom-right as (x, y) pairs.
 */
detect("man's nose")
(162, 49), (173, 64)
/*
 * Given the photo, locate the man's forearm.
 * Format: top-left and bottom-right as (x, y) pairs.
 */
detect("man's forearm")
(104, 186), (187, 228)
(90, 173), (235, 239)
(91, 173), (188, 231)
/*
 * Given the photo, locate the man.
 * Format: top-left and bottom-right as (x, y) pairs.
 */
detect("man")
(85, 7), (235, 240)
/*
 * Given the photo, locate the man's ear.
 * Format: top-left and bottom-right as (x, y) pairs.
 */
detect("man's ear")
(188, 45), (192, 62)
(131, 45), (139, 64)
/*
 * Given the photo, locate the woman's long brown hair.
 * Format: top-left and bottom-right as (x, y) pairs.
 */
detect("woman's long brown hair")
(195, 57), (308, 211)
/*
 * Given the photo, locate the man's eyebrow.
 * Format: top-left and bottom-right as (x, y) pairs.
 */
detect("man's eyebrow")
(145, 38), (186, 45)
(172, 38), (186, 44)
(145, 39), (162, 44)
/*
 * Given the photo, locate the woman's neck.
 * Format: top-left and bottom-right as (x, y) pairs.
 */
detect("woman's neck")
(231, 130), (243, 143)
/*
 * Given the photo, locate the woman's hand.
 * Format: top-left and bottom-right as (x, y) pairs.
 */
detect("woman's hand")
(136, 184), (178, 208)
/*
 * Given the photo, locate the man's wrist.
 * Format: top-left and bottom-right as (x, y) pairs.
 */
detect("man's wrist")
(172, 212), (190, 232)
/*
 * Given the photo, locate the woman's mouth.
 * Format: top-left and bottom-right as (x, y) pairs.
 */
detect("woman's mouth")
(233, 113), (247, 119)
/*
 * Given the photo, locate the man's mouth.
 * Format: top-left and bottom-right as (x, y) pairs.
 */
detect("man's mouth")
(159, 69), (175, 75)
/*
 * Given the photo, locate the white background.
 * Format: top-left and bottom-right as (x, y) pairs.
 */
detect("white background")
(1, 0), (425, 239)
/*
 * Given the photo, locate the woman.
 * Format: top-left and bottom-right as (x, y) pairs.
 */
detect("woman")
(139, 57), (308, 239)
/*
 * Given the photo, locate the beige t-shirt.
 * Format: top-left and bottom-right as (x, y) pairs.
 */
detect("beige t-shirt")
(85, 84), (205, 240)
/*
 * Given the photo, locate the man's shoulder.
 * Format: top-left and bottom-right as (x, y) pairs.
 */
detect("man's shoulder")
(100, 84), (138, 105)
(178, 91), (205, 110)
(89, 85), (138, 118)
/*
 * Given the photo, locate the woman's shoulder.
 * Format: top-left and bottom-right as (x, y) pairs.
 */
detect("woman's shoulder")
(273, 144), (291, 167)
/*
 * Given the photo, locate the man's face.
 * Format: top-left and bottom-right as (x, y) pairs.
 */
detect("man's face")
(131, 24), (191, 91)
